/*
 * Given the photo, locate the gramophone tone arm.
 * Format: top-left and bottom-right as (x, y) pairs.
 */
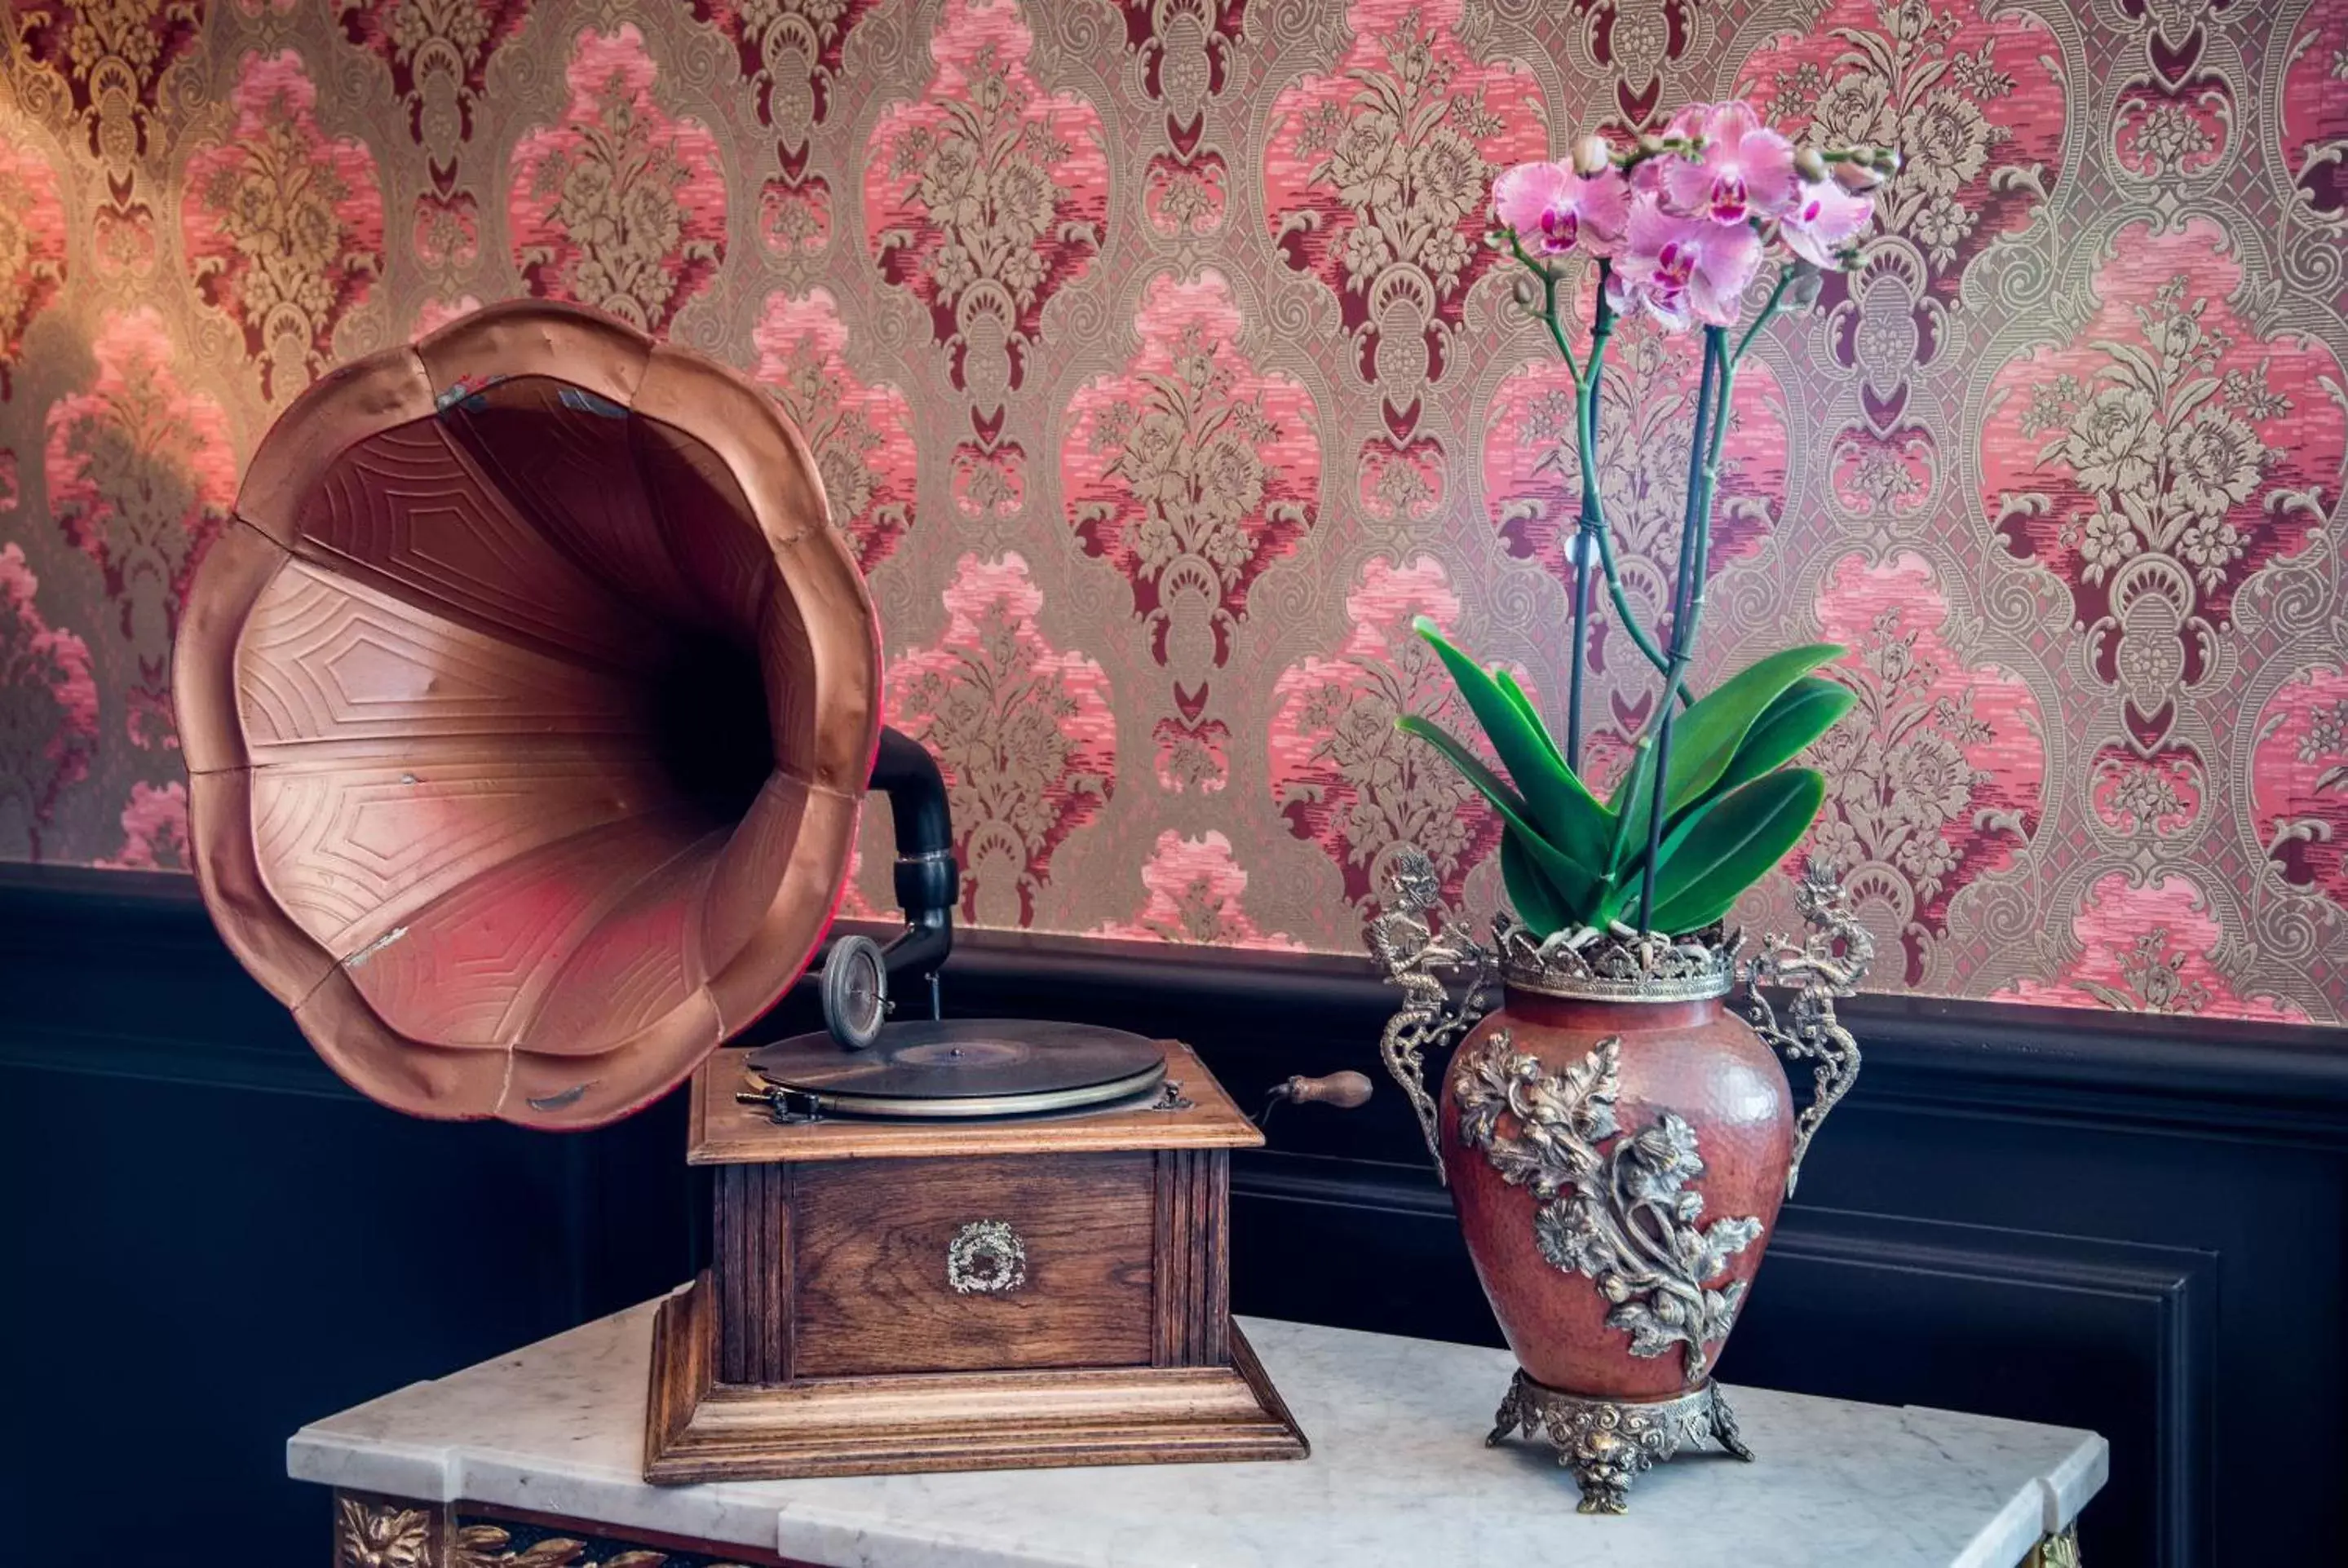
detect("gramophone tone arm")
(869, 727), (957, 1019)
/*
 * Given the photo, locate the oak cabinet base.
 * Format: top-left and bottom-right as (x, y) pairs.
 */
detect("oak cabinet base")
(642, 1273), (1307, 1482)
(642, 1040), (1307, 1483)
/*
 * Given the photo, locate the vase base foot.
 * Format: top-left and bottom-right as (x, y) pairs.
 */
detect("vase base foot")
(1487, 1373), (1749, 1513)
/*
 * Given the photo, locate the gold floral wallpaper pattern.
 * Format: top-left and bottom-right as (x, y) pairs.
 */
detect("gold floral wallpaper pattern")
(1, 0), (2345, 1022)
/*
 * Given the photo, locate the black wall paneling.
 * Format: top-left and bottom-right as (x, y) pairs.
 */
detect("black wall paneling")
(4, 862), (2343, 1564)
(0, 866), (700, 1564)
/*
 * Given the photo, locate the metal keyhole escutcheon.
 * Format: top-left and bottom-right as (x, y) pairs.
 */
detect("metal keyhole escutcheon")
(946, 1219), (1027, 1295)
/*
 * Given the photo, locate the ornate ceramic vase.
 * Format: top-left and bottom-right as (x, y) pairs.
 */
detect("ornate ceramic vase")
(1370, 851), (1870, 1513)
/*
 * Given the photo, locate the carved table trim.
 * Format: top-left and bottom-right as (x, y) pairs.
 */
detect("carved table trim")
(330, 1490), (2087, 1568)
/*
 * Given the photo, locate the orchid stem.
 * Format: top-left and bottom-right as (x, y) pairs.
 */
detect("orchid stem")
(1544, 263), (1683, 701)
(1565, 262), (1617, 769)
(1566, 541), (1593, 770)
(1595, 523), (1686, 698)
(1635, 325), (1728, 934)
(1515, 236), (1582, 384)
(1734, 266), (1797, 364)
(1523, 250), (1684, 738)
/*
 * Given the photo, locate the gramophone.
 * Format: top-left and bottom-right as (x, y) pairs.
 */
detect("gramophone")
(175, 301), (1355, 1484)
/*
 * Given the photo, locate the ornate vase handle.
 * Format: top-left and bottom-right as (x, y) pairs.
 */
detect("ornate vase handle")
(1741, 861), (1873, 1199)
(1365, 850), (1497, 1180)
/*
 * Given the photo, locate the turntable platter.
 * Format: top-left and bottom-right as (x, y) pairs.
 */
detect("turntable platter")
(743, 1019), (1167, 1119)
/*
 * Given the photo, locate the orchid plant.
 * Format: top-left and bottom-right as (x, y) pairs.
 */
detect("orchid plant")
(1407, 101), (1901, 940)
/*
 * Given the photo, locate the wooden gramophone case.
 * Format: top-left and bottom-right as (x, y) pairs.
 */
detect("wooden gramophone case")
(643, 1042), (1307, 1482)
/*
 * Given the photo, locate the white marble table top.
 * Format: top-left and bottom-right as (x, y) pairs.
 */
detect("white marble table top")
(290, 1294), (2106, 1568)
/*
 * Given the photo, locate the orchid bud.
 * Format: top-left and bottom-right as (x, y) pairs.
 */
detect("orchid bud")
(1511, 272), (1541, 309)
(1832, 157), (1886, 192)
(1873, 146), (1904, 176)
(1571, 135), (1613, 176)
(1787, 260), (1824, 310)
(1638, 133), (1665, 156)
(1793, 145), (1828, 183)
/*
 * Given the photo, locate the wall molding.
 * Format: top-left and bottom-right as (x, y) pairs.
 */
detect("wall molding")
(11, 858), (2348, 1138)
(1757, 1204), (2217, 1563)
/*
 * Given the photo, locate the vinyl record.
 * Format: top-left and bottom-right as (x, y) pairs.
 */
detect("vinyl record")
(743, 1018), (1167, 1119)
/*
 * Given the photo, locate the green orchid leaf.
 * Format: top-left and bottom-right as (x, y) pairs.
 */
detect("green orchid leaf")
(1643, 766), (1826, 935)
(1609, 643), (1843, 867)
(1605, 740), (1655, 874)
(1668, 643), (1845, 805)
(1395, 715), (1601, 912)
(1501, 828), (1569, 939)
(1495, 667), (1567, 775)
(1705, 675), (1855, 802)
(1413, 618), (1614, 870)
(1508, 827), (1602, 925)
(1395, 712), (1531, 823)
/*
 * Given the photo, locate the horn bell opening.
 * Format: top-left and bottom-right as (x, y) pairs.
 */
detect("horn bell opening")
(176, 302), (882, 1129)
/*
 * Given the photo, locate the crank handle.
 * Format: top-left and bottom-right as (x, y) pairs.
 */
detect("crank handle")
(1271, 1071), (1374, 1110)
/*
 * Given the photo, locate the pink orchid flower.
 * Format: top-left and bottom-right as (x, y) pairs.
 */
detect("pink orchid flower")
(1606, 192), (1763, 330)
(1779, 178), (1875, 269)
(1655, 100), (1711, 148)
(1660, 100), (1797, 225)
(1492, 159), (1632, 258)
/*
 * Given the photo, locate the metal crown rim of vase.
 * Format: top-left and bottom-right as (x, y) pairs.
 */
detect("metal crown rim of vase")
(1495, 941), (1736, 1005)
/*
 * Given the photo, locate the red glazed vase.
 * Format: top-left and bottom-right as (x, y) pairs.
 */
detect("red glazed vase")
(1369, 855), (1867, 1510)
(1439, 976), (1794, 1398)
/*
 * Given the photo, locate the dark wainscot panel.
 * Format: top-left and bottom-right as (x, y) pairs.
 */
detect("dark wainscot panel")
(6, 863), (2345, 1565)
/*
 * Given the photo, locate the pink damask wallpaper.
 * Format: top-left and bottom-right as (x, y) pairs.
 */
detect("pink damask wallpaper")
(0, 0), (2344, 1021)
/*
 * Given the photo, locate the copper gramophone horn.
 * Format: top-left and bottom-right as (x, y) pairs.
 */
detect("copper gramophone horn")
(174, 302), (882, 1129)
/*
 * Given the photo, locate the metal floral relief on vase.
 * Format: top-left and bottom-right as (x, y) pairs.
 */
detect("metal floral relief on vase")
(1453, 1032), (1761, 1385)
